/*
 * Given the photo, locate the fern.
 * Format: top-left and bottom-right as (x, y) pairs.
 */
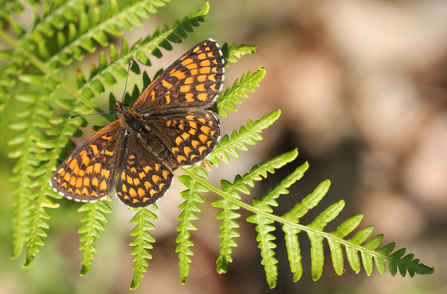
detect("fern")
(182, 147), (434, 288)
(128, 205), (158, 289)
(78, 197), (112, 275)
(176, 167), (209, 284)
(2, 0), (434, 291)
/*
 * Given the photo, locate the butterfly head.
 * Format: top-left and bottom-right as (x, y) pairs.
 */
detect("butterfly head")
(116, 103), (144, 132)
(113, 101), (131, 113)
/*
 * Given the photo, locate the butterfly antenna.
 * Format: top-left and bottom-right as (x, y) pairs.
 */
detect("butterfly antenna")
(70, 60), (134, 120)
(69, 110), (115, 120)
(121, 60), (134, 104)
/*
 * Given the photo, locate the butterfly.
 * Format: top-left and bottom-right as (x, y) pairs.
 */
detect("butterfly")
(50, 39), (225, 207)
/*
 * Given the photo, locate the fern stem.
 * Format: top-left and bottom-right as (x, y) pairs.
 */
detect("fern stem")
(181, 167), (397, 266)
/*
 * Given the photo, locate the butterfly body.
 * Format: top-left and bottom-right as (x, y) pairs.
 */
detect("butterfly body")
(50, 39), (225, 207)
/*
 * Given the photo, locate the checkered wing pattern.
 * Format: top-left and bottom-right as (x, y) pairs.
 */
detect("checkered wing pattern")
(50, 121), (122, 202)
(133, 39), (225, 112)
(147, 108), (220, 166)
(50, 39), (225, 208)
(114, 132), (179, 207)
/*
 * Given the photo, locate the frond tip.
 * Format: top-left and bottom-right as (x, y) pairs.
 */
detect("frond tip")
(207, 146), (434, 287)
(77, 198), (112, 276)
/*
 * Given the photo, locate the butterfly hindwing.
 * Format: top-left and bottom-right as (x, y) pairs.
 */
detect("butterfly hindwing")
(146, 108), (220, 166)
(50, 121), (123, 202)
(114, 133), (178, 207)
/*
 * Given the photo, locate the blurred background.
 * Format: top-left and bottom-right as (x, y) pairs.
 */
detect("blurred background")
(1, 0), (446, 293)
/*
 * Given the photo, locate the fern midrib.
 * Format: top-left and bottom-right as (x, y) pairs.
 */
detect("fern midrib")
(176, 180), (201, 280)
(177, 188), (197, 249)
(219, 199), (238, 257)
(181, 168), (396, 265)
(82, 204), (102, 260)
(133, 209), (148, 267)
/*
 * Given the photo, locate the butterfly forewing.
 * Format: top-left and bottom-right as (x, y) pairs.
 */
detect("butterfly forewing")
(133, 39), (225, 112)
(50, 121), (123, 202)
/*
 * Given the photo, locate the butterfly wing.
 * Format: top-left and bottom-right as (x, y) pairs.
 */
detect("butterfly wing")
(114, 131), (179, 207)
(50, 120), (123, 202)
(133, 39), (225, 112)
(145, 108), (220, 167)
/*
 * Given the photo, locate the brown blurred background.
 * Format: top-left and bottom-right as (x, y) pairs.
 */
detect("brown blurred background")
(1, 0), (446, 293)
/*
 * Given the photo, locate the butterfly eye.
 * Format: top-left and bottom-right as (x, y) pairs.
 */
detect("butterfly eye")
(130, 121), (142, 131)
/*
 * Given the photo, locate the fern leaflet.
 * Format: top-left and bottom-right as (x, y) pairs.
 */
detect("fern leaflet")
(176, 167), (209, 284)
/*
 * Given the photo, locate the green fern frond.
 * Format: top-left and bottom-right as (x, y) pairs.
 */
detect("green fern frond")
(207, 109), (279, 168)
(277, 179), (434, 284)
(175, 167), (209, 284)
(128, 205), (158, 290)
(8, 86), (63, 262)
(77, 198), (113, 276)
(214, 67), (266, 117)
(186, 145), (433, 288)
(248, 211), (278, 288)
(221, 42), (257, 64)
(388, 247), (433, 277)
(211, 196), (241, 274)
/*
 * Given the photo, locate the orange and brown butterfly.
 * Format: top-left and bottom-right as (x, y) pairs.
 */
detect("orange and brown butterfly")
(50, 39), (225, 207)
